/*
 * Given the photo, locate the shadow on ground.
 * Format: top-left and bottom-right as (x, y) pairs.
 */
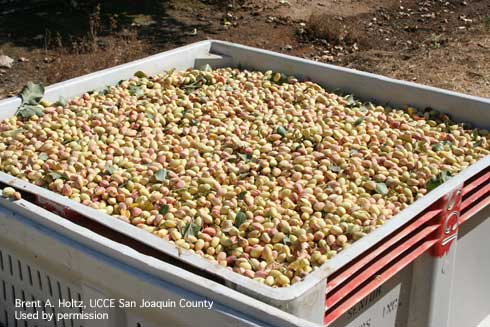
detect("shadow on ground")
(0, 0), (212, 50)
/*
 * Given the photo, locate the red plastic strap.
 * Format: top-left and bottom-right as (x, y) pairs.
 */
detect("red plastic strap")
(461, 171), (490, 197)
(326, 224), (439, 309)
(460, 193), (490, 225)
(324, 239), (437, 325)
(461, 182), (490, 211)
(458, 169), (490, 224)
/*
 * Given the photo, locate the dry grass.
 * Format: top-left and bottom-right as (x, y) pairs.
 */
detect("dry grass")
(305, 14), (367, 46)
(46, 30), (148, 84)
(42, 6), (149, 85)
(484, 16), (490, 32)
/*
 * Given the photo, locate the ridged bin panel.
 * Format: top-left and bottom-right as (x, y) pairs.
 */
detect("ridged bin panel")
(0, 248), (83, 327)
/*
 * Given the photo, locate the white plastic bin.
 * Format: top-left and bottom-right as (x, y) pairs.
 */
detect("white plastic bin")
(0, 40), (490, 327)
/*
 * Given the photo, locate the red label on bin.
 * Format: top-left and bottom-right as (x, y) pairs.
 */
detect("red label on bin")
(431, 187), (462, 257)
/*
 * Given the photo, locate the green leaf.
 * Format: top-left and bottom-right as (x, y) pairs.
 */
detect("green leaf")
(328, 165), (341, 173)
(432, 143), (444, 152)
(277, 126), (287, 137)
(354, 117), (364, 126)
(17, 105), (44, 119)
(344, 94), (356, 107)
(105, 164), (117, 175)
(200, 64), (213, 72)
(159, 204), (169, 215)
(48, 170), (68, 180)
(237, 153), (251, 161)
(19, 82), (45, 105)
(48, 172), (62, 180)
(182, 75), (210, 94)
(426, 179), (440, 192)
(283, 234), (291, 245)
(238, 191), (247, 200)
(362, 102), (376, 111)
(54, 96), (67, 107)
(473, 139), (484, 148)
(472, 130), (479, 141)
(1, 128), (24, 137)
(134, 70), (148, 78)
(349, 149), (359, 156)
(426, 170), (452, 192)
(432, 141), (452, 152)
(39, 153), (49, 161)
(129, 85), (144, 98)
(270, 72), (288, 85)
(375, 182), (389, 195)
(235, 210), (247, 228)
(182, 222), (201, 239)
(101, 86), (111, 95)
(154, 169), (168, 182)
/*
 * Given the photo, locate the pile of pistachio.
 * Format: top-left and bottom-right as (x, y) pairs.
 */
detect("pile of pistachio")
(0, 67), (488, 287)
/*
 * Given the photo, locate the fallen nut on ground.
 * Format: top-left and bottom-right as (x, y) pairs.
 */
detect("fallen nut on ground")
(0, 67), (489, 287)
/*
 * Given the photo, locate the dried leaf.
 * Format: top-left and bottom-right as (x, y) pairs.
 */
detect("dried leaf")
(0, 55), (14, 69)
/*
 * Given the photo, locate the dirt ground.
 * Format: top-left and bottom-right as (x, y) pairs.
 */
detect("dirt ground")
(1, 0), (490, 99)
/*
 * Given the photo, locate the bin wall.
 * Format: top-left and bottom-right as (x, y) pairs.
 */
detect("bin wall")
(451, 206), (490, 327)
(0, 199), (321, 327)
